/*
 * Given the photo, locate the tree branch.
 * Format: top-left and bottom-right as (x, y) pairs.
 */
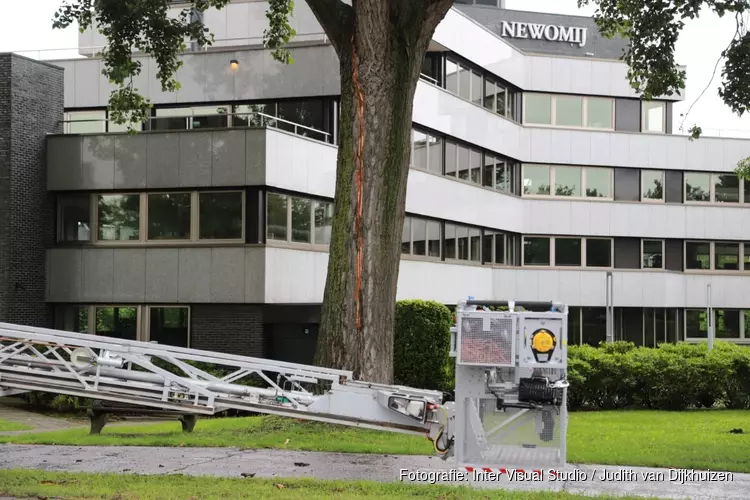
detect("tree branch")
(306, 0), (353, 54)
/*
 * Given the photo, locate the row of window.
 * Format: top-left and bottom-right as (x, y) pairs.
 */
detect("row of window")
(523, 93), (667, 133)
(570, 307), (750, 347)
(64, 98), (336, 143)
(57, 191), (245, 243)
(266, 193), (333, 246)
(523, 164), (613, 198)
(411, 128), (521, 195)
(524, 236), (750, 272)
(421, 52), (521, 122)
(55, 305), (190, 348)
(57, 190), (750, 274)
(521, 164), (750, 205)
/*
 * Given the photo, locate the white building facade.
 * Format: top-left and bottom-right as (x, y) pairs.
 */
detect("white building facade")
(41, 2), (750, 362)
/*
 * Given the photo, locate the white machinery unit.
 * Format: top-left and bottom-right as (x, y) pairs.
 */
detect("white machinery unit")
(451, 299), (569, 468)
(0, 298), (569, 469)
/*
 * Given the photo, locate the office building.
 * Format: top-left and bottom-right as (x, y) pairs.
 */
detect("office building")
(5, 2), (750, 363)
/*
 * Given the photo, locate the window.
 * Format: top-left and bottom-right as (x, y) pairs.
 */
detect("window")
(715, 174), (740, 203)
(412, 218), (427, 256)
(641, 170), (664, 201)
(314, 201), (333, 246)
(57, 195), (91, 242)
(199, 192), (244, 240)
(469, 228), (481, 262)
(642, 240), (664, 269)
(524, 93), (614, 130)
(685, 173), (710, 202)
(266, 193), (288, 241)
(523, 165), (550, 195)
(55, 306), (89, 333)
(586, 167), (612, 198)
(555, 238), (582, 266)
(56, 305), (190, 347)
(523, 237), (550, 266)
(587, 98), (614, 129)
(525, 94), (552, 125)
(685, 309), (707, 339)
(64, 110), (106, 134)
(716, 309), (741, 339)
(402, 218), (412, 254)
(411, 129), (443, 175)
(277, 100), (326, 140)
(586, 239), (612, 267)
(95, 306), (138, 341)
(555, 95), (583, 127)
(291, 197), (312, 243)
(745, 244), (750, 272)
(427, 220), (441, 258)
(147, 193), (191, 240)
(97, 194), (140, 241)
(444, 224), (456, 259)
(554, 166), (581, 197)
(444, 223), (479, 262)
(445, 59), (458, 95)
(685, 241), (710, 270)
(483, 77), (517, 120)
(642, 101), (666, 133)
(149, 307), (189, 348)
(523, 165), (612, 199)
(715, 243), (740, 270)
(266, 193), (332, 246)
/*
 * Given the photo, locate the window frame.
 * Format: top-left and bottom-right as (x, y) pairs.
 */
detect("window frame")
(641, 239), (665, 270)
(61, 190), (247, 246)
(640, 169), (666, 203)
(522, 93), (615, 131)
(443, 222), (482, 264)
(683, 171), (745, 205)
(684, 308), (748, 342)
(641, 101), (667, 134)
(265, 192), (333, 248)
(401, 216), (442, 260)
(54, 304), (191, 347)
(522, 164), (614, 200)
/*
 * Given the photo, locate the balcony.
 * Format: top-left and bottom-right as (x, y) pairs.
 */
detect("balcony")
(47, 112), (337, 194)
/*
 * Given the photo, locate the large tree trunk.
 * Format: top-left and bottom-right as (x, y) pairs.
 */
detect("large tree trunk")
(309, 0), (453, 384)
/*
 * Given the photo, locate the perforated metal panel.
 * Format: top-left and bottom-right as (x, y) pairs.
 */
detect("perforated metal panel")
(461, 397), (565, 467)
(457, 313), (516, 367)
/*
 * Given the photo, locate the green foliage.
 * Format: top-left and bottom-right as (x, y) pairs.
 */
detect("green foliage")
(735, 155), (750, 180)
(52, 0), (294, 132)
(568, 341), (750, 411)
(21, 392), (90, 412)
(265, 0), (297, 64)
(393, 300), (453, 394)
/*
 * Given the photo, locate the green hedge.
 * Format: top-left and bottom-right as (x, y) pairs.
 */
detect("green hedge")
(568, 341), (750, 411)
(393, 299), (454, 394)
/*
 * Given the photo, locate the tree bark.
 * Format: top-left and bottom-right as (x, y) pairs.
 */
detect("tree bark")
(309, 0), (453, 384)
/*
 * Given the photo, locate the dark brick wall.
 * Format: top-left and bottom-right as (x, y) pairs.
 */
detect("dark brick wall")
(0, 54), (63, 327)
(190, 304), (265, 356)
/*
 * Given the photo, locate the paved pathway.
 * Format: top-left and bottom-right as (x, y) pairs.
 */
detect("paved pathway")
(1, 444), (747, 499)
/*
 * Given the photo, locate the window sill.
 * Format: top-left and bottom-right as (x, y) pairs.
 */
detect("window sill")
(522, 195), (614, 202)
(523, 123), (616, 133)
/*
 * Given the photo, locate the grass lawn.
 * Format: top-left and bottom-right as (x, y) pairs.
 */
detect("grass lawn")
(0, 417), (32, 432)
(1, 410), (749, 472)
(0, 469), (653, 500)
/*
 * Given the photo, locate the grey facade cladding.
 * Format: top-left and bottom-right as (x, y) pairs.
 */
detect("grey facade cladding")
(0, 54), (63, 327)
(190, 304), (265, 357)
(455, 5), (630, 60)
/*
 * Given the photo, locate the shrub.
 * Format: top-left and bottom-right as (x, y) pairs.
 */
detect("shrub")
(394, 299), (453, 394)
(568, 340), (750, 411)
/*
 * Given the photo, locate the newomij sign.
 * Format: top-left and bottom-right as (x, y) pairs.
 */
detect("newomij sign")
(500, 21), (588, 47)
